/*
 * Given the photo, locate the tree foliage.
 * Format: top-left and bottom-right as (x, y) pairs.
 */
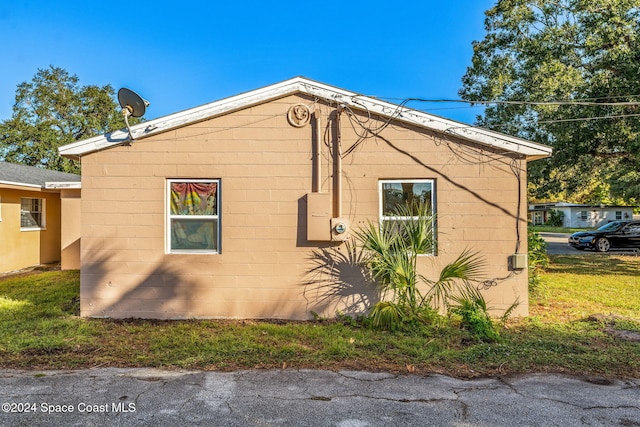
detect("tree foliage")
(460, 0), (640, 205)
(0, 66), (122, 173)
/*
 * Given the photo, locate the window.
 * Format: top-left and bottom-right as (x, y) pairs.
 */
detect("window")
(167, 179), (220, 253)
(615, 211), (622, 220)
(379, 179), (436, 254)
(580, 211), (588, 221)
(21, 198), (45, 229)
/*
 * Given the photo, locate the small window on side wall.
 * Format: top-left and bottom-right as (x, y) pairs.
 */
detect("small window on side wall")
(379, 179), (436, 255)
(20, 198), (45, 230)
(167, 179), (220, 254)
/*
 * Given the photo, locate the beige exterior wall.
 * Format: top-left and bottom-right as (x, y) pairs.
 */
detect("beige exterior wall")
(79, 94), (530, 319)
(0, 186), (63, 272)
(60, 188), (81, 270)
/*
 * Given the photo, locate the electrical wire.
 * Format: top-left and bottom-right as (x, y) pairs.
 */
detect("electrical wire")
(334, 96), (529, 289)
(375, 95), (640, 107)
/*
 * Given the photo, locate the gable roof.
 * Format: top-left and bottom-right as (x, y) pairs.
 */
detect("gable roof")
(59, 77), (552, 161)
(0, 162), (81, 189)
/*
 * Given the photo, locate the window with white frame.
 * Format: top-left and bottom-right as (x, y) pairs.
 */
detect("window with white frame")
(615, 211), (622, 220)
(379, 179), (436, 254)
(21, 198), (45, 229)
(580, 211), (588, 221)
(167, 179), (220, 253)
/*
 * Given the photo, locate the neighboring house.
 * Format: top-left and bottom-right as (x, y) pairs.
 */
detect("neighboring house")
(0, 162), (81, 273)
(529, 202), (635, 228)
(59, 77), (552, 320)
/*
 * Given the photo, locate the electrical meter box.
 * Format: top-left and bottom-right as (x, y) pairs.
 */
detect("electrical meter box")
(306, 193), (331, 241)
(331, 218), (350, 242)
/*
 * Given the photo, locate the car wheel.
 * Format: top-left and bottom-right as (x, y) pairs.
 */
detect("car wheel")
(595, 238), (610, 252)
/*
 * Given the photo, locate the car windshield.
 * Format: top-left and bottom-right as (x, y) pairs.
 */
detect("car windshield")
(597, 222), (626, 232)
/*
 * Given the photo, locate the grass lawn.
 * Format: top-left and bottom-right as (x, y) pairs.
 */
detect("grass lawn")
(529, 225), (586, 233)
(0, 255), (638, 378)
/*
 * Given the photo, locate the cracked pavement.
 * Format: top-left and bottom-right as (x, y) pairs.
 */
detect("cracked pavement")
(1, 369), (639, 426)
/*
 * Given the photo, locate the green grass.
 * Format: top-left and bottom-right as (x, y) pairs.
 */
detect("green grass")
(529, 225), (587, 233)
(0, 260), (638, 378)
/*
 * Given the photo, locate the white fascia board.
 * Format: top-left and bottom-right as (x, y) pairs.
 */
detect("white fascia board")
(59, 78), (309, 159)
(0, 180), (42, 189)
(294, 79), (552, 159)
(44, 182), (81, 189)
(59, 77), (552, 160)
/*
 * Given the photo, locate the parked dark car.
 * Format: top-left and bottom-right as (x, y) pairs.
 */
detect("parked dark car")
(568, 221), (640, 252)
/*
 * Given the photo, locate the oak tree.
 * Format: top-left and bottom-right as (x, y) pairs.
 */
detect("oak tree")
(460, 0), (640, 205)
(0, 66), (122, 173)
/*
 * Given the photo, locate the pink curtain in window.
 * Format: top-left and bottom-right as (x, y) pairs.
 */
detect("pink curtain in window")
(170, 182), (217, 215)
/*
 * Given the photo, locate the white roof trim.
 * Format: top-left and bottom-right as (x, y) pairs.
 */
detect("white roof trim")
(59, 77), (552, 160)
(45, 182), (82, 189)
(0, 180), (42, 189)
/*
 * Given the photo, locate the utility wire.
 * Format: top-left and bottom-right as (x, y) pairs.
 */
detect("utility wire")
(375, 95), (640, 107)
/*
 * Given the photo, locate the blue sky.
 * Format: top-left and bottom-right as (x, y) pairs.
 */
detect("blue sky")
(1, 1), (495, 125)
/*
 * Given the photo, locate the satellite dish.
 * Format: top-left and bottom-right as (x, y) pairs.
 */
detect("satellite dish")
(117, 88), (149, 141)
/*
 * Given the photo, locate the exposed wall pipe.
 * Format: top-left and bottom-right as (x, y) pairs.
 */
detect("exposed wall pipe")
(312, 109), (321, 193)
(333, 107), (343, 218)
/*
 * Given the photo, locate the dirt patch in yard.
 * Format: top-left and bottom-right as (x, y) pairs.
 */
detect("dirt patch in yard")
(588, 314), (640, 342)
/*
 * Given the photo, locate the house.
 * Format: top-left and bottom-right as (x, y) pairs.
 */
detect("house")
(0, 162), (81, 273)
(59, 77), (552, 320)
(529, 202), (635, 228)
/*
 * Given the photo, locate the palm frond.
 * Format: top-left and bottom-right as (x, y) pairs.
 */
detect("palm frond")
(438, 248), (485, 283)
(369, 301), (405, 330)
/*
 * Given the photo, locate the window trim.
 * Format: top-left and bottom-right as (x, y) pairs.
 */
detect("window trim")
(378, 179), (436, 255)
(166, 179), (220, 254)
(20, 197), (46, 231)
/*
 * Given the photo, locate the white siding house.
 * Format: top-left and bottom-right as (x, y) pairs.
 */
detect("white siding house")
(529, 202), (635, 228)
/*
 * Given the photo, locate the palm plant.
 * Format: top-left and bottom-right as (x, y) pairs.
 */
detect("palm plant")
(354, 201), (486, 330)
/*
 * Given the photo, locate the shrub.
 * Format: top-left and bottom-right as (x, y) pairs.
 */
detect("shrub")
(353, 202), (485, 331)
(546, 209), (565, 227)
(527, 229), (549, 295)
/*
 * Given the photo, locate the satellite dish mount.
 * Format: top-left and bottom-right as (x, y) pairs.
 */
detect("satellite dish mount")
(118, 88), (149, 141)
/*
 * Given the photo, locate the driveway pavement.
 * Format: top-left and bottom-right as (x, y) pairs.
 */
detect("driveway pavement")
(1, 368), (639, 426)
(539, 232), (575, 255)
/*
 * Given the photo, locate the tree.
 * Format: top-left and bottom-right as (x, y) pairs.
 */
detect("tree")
(460, 0), (640, 205)
(0, 66), (123, 173)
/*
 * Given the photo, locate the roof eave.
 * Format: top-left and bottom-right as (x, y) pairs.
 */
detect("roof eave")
(59, 77), (553, 160)
(45, 182), (82, 189)
(59, 77), (312, 160)
(0, 180), (43, 190)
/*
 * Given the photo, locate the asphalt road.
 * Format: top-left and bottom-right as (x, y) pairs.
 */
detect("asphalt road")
(539, 232), (575, 255)
(1, 368), (639, 426)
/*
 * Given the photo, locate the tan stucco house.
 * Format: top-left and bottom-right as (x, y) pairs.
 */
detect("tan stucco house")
(59, 77), (552, 320)
(0, 162), (81, 273)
